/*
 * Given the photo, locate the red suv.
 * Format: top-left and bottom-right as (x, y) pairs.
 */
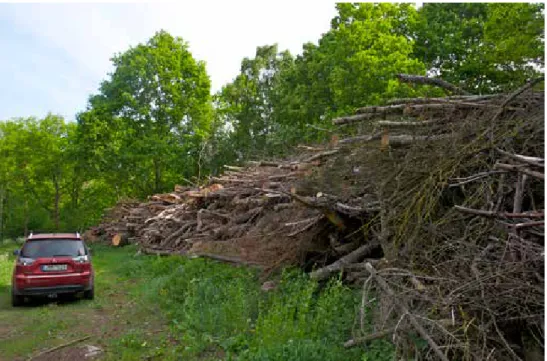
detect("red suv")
(11, 233), (94, 306)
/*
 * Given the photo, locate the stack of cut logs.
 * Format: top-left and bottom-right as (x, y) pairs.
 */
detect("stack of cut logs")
(89, 147), (382, 271)
(84, 199), (140, 243)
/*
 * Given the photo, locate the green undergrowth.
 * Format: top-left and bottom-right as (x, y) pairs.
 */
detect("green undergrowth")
(0, 241), (395, 360)
(119, 249), (395, 361)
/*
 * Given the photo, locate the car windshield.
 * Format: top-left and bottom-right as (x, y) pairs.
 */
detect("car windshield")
(21, 240), (86, 258)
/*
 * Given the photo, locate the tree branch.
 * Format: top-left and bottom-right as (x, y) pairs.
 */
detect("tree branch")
(493, 163), (544, 180)
(364, 262), (450, 361)
(396, 74), (470, 95)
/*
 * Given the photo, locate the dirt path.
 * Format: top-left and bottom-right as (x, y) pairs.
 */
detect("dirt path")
(0, 244), (170, 361)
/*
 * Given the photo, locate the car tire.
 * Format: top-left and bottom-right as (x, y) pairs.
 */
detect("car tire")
(11, 290), (24, 307)
(84, 286), (94, 300)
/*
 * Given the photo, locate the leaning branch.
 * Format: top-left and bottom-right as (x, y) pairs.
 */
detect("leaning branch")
(396, 74), (470, 95)
(304, 149), (340, 163)
(386, 94), (502, 105)
(494, 163), (544, 180)
(332, 113), (378, 125)
(494, 148), (544, 168)
(339, 133), (449, 145)
(310, 243), (379, 281)
(454, 205), (544, 219)
(490, 77), (545, 122)
(339, 132), (383, 144)
(374, 120), (440, 127)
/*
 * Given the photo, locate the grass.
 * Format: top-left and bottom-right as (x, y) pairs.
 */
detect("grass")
(0, 240), (395, 360)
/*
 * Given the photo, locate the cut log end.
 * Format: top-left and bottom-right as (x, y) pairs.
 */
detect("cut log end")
(111, 233), (129, 247)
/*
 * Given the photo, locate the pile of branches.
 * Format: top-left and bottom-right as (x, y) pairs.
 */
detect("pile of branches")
(86, 147), (381, 269)
(327, 76), (544, 361)
(87, 74), (544, 360)
(137, 151), (384, 269)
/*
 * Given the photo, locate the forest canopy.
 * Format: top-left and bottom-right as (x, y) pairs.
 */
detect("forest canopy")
(0, 3), (544, 239)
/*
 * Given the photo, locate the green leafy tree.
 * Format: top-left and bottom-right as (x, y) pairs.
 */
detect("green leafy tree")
(216, 45), (294, 160)
(0, 118), (49, 236)
(413, 3), (544, 92)
(325, 3), (426, 112)
(483, 3), (544, 91)
(274, 3), (427, 145)
(81, 30), (213, 196)
(0, 115), (78, 236)
(273, 41), (335, 145)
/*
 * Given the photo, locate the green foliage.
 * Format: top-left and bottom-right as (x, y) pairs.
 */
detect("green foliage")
(235, 339), (361, 361)
(413, 3), (544, 92)
(79, 30), (213, 197)
(119, 255), (372, 360)
(215, 44), (295, 160)
(324, 3), (426, 111)
(360, 339), (396, 361)
(0, 115), (92, 238)
(483, 3), (544, 90)
(251, 271), (355, 348)
(214, 4), (429, 157)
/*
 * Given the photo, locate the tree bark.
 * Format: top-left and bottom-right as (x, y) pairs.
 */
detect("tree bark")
(54, 174), (60, 231)
(494, 163), (544, 180)
(309, 243), (380, 281)
(24, 198), (29, 237)
(154, 158), (161, 193)
(396, 73), (470, 95)
(0, 185), (4, 241)
(494, 148), (544, 168)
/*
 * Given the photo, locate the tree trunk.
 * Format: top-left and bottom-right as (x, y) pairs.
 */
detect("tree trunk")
(0, 184), (4, 242)
(71, 175), (80, 210)
(24, 198), (29, 237)
(54, 174), (60, 231)
(154, 158), (161, 193)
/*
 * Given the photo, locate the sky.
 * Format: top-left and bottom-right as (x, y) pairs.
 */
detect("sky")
(0, 1), (338, 121)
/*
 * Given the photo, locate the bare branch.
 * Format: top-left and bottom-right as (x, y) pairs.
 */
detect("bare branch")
(309, 243), (380, 281)
(494, 163), (544, 180)
(396, 73), (470, 95)
(364, 262), (450, 361)
(495, 148), (544, 168)
(454, 205), (544, 219)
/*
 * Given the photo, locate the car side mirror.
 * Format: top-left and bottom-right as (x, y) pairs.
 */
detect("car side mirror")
(13, 249), (20, 256)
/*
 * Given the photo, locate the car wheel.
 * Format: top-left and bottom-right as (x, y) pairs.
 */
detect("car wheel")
(11, 290), (24, 307)
(84, 286), (94, 300)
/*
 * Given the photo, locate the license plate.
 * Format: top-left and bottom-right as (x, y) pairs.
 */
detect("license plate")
(42, 264), (67, 272)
